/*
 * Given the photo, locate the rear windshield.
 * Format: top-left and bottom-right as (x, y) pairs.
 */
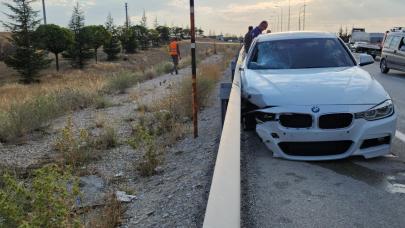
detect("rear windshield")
(248, 38), (355, 70)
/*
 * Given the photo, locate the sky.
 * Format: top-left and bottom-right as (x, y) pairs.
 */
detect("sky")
(0, 0), (404, 35)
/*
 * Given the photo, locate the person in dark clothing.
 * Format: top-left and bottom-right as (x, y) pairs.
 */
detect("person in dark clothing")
(245, 21), (268, 53)
(244, 26), (254, 53)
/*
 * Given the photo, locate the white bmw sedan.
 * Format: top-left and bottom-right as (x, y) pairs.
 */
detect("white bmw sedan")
(241, 32), (397, 161)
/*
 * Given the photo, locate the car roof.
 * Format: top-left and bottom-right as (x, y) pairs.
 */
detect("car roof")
(387, 31), (405, 37)
(255, 31), (338, 42)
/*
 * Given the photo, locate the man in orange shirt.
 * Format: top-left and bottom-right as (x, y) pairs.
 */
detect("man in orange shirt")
(169, 37), (181, 75)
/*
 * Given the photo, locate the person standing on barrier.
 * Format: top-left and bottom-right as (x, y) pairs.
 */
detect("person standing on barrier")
(245, 21), (268, 53)
(244, 26), (254, 53)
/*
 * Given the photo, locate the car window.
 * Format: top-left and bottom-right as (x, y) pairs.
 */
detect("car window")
(384, 36), (393, 48)
(400, 37), (405, 52)
(389, 36), (401, 50)
(248, 38), (355, 70)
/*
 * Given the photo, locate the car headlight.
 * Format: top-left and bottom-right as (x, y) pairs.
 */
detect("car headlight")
(355, 100), (394, 121)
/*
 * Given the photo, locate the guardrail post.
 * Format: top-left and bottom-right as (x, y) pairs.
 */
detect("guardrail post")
(220, 83), (232, 126)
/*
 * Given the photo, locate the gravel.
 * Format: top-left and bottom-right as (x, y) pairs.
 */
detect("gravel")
(0, 54), (230, 227)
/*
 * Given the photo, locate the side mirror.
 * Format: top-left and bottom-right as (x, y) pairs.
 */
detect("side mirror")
(359, 54), (374, 66)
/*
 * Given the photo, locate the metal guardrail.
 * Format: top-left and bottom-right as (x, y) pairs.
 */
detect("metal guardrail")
(203, 48), (244, 228)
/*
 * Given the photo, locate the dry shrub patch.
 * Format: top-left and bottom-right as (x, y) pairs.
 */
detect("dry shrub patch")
(54, 117), (119, 169)
(0, 164), (80, 227)
(88, 192), (123, 228)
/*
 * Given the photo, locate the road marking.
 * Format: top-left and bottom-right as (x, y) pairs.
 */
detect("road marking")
(396, 130), (405, 143)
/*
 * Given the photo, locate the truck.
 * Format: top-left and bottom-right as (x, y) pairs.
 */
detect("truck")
(349, 28), (384, 59)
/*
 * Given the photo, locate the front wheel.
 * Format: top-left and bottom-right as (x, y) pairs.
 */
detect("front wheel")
(380, 59), (390, 74)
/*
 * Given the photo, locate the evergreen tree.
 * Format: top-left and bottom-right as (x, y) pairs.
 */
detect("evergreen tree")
(118, 26), (138, 54)
(104, 14), (121, 60)
(133, 25), (149, 50)
(34, 24), (73, 71)
(82, 25), (109, 63)
(2, 0), (51, 83)
(63, 3), (92, 68)
(140, 9), (147, 28)
(153, 16), (158, 28)
(156, 26), (170, 43)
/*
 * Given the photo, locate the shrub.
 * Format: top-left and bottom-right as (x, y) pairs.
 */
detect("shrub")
(129, 125), (162, 177)
(104, 72), (140, 94)
(94, 95), (114, 109)
(54, 117), (96, 168)
(0, 89), (96, 142)
(0, 164), (80, 227)
(88, 192), (123, 227)
(94, 126), (118, 150)
(155, 61), (173, 75)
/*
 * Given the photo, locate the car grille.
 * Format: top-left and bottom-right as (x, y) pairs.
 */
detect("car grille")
(319, 113), (353, 129)
(279, 114), (313, 128)
(278, 141), (353, 156)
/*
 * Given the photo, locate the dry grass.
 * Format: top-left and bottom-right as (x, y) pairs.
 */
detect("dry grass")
(88, 192), (123, 228)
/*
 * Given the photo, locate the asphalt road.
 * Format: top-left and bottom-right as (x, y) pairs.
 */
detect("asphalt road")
(242, 59), (405, 228)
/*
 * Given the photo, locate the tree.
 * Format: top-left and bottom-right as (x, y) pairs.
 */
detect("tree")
(2, 0), (51, 83)
(153, 16), (158, 28)
(171, 27), (183, 39)
(133, 25), (149, 50)
(156, 26), (170, 43)
(34, 24), (73, 71)
(148, 29), (160, 47)
(63, 3), (92, 68)
(82, 25), (110, 63)
(103, 14), (121, 60)
(140, 9), (147, 28)
(118, 26), (138, 53)
(197, 27), (204, 37)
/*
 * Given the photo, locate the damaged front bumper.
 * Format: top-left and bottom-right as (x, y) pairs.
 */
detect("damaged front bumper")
(254, 105), (398, 161)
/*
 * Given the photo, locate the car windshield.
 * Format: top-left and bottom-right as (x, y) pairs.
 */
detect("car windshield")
(248, 38), (355, 70)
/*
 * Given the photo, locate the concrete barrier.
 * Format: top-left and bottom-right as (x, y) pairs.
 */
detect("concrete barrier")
(203, 48), (244, 228)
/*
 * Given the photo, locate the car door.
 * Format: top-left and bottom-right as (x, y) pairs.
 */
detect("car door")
(383, 36), (394, 67)
(388, 36), (402, 69)
(397, 36), (405, 71)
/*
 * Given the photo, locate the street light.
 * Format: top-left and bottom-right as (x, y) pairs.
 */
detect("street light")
(298, 1), (307, 31)
(274, 5), (283, 32)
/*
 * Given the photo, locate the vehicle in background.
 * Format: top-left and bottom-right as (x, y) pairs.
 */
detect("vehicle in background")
(349, 28), (384, 59)
(380, 30), (405, 73)
(241, 32), (397, 161)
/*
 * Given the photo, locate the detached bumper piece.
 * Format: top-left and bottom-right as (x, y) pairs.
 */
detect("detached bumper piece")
(279, 141), (353, 156)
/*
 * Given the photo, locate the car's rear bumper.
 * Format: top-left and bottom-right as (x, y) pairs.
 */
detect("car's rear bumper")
(256, 113), (397, 161)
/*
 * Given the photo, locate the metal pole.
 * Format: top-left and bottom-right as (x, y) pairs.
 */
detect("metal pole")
(281, 7), (283, 32)
(288, 0), (291, 31)
(303, 0), (306, 30)
(189, 0), (198, 138)
(125, 3), (129, 29)
(42, 0), (47, 24)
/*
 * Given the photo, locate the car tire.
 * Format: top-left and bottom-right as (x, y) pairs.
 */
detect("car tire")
(242, 114), (256, 131)
(380, 59), (390, 74)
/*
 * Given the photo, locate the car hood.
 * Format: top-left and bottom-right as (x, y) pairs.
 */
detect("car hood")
(243, 67), (390, 107)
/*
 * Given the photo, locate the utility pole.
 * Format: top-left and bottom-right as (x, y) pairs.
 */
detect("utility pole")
(288, 0), (291, 31)
(189, 0), (198, 138)
(303, 0), (307, 30)
(275, 6), (283, 32)
(125, 3), (129, 29)
(42, 0), (47, 24)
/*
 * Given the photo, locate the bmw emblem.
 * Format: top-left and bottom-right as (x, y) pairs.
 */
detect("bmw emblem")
(311, 106), (320, 113)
